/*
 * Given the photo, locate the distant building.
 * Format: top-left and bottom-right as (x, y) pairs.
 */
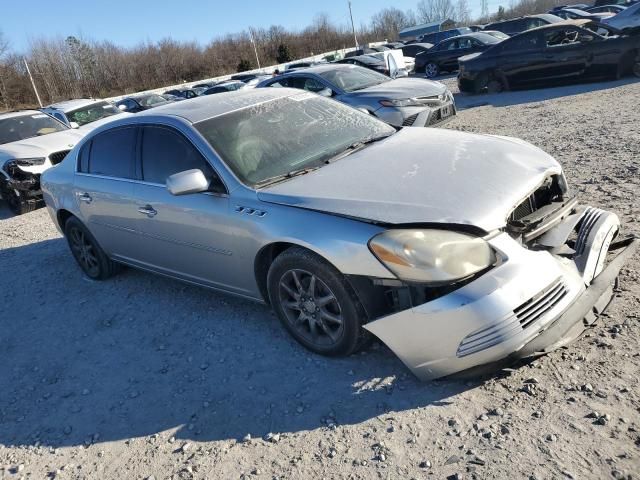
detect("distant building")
(398, 19), (456, 41)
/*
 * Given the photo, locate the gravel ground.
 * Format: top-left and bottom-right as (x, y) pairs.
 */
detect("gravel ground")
(1, 77), (639, 480)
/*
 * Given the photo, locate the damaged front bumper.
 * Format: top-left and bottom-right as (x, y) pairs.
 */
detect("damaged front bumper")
(364, 206), (638, 381)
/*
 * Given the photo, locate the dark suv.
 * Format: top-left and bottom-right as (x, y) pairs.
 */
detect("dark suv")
(484, 14), (563, 36)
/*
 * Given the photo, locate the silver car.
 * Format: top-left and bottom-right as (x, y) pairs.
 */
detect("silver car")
(41, 89), (637, 380)
(258, 64), (456, 127)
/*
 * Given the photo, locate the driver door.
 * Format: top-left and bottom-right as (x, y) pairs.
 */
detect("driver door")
(129, 125), (245, 295)
(541, 27), (589, 79)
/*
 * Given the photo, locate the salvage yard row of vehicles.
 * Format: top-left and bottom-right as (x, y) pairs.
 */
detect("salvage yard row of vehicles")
(0, 63), (455, 215)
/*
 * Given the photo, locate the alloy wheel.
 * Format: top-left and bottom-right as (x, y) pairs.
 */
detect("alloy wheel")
(425, 63), (438, 78)
(68, 226), (100, 277)
(278, 269), (344, 347)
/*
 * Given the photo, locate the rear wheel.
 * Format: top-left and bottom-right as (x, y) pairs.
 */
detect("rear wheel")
(64, 216), (118, 280)
(267, 247), (370, 356)
(487, 77), (505, 94)
(425, 62), (439, 79)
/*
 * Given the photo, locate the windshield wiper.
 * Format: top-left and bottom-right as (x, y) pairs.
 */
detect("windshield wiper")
(255, 166), (321, 188)
(325, 133), (393, 164)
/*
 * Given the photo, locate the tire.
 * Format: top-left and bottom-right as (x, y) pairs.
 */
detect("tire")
(267, 247), (370, 357)
(473, 72), (489, 94)
(4, 189), (36, 216)
(633, 52), (640, 78)
(487, 77), (504, 94)
(64, 216), (118, 280)
(425, 62), (439, 79)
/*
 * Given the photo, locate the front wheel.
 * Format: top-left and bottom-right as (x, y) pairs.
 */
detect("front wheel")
(267, 247), (370, 356)
(425, 62), (439, 79)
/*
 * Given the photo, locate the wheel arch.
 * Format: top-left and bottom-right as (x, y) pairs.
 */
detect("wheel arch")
(56, 208), (75, 231)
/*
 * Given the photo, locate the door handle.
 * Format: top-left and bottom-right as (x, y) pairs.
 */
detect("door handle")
(78, 192), (92, 204)
(137, 205), (157, 218)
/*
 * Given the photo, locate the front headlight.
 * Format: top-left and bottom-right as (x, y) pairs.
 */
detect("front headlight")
(369, 229), (496, 284)
(14, 157), (46, 166)
(379, 98), (423, 108)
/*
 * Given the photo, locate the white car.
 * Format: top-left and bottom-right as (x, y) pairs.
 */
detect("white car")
(0, 111), (85, 214)
(41, 99), (131, 130)
(602, 2), (640, 29)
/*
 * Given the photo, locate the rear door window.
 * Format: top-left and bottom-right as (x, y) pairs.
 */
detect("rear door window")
(86, 127), (137, 179)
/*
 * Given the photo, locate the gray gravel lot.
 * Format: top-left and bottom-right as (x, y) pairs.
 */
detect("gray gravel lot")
(1, 77), (639, 480)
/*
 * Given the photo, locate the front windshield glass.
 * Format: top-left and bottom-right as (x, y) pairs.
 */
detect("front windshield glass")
(0, 113), (68, 145)
(194, 93), (395, 187)
(66, 101), (119, 126)
(139, 94), (167, 107)
(317, 66), (389, 92)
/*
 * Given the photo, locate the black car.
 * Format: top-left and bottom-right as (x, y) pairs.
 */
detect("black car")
(397, 42), (435, 58)
(415, 32), (503, 77)
(164, 88), (199, 99)
(593, 0), (637, 6)
(458, 21), (640, 93)
(335, 55), (389, 75)
(114, 94), (173, 113)
(484, 14), (563, 36)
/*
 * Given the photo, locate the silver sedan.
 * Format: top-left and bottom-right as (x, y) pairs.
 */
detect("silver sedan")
(41, 89), (637, 380)
(257, 64), (456, 127)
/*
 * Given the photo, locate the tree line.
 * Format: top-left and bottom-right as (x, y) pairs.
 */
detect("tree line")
(0, 0), (566, 109)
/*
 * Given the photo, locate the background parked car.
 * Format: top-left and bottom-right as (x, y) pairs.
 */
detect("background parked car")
(482, 30), (511, 40)
(484, 14), (563, 36)
(164, 89), (199, 99)
(115, 94), (173, 113)
(0, 110), (85, 214)
(586, 4), (627, 13)
(458, 20), (640, 93)
(415, 32), (504, 78)
(551, 8), (614, 20)
(202, 81), (248, 95)
(41, 99), (125, 129)
(602, 2), (640, 28)
(336, 55), (392, 75)
(418, 27), (473, 44)
(258, 64), (455, 127)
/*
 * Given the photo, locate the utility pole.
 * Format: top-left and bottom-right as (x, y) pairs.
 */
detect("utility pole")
(24, 58), (43, 107)
(348, 1), (359, 50)
(249, 29), (261, 70)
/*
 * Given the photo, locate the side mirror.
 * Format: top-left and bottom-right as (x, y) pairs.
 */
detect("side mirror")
(317, 87), (333, 97)
(117, 104), (128, 111)
(69, 122), (80, 129)
(166, 169), (210, 196)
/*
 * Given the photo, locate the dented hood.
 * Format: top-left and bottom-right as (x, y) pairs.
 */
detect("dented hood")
(257, 128), (561, 232)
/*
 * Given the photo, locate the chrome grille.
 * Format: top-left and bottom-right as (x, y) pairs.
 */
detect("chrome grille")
(457, 315), (522, 357)
(514, 278), (568, 329)
(49, 150), (71, 165)
(510, 195), (536, 221)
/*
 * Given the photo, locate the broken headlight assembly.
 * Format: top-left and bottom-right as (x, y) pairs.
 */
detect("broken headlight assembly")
(13, 157), (46, 167)
(369, 229), (497, 284)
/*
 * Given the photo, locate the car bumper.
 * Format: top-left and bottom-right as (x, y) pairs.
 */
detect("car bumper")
(375, 101), (456, 128)
(364, 212), (638, 381)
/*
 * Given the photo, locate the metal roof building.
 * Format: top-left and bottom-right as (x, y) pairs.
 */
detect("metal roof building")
(398, 19), (456, 40)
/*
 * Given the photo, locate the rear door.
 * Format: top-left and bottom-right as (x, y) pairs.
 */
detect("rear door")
(74, 126), (141, 259)
(130, 125), (244, 293)
(498, 31), (547, 86)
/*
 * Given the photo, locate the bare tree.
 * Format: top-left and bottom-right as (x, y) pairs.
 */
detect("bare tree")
(456, 0), (472, 24)
(417, 0), (457, 22)
(370, 8), (413, 40)
(481, 0), (490, 19)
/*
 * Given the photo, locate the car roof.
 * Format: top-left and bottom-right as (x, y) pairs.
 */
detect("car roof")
(439, 32), (502, 43)
(343, 55), (383, 65)
(529, 18), (593, 30)
(401, 42), (434, 48)
(135, 87), (300, 123)
(45, 98), (103, 112)
(0, 109), (42, 121)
